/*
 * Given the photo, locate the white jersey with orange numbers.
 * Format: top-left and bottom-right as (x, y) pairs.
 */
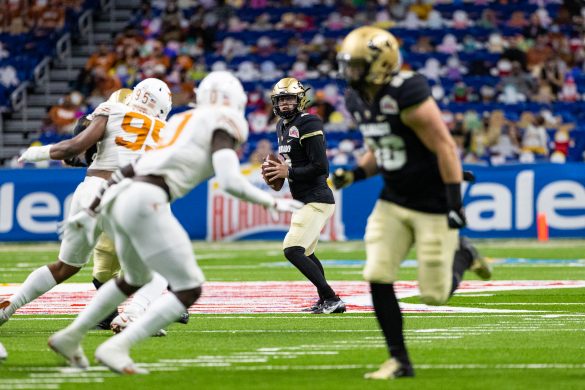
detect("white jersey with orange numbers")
(88, 101), (165, 171)
(133, 105), (249, 200)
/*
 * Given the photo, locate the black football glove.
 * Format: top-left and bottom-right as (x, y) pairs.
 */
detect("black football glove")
(332, 168), (354, 190)
(446, 183), (467, 229)
(447, 207), (467, 229)
(63, 155), (87, 167)
(332, 167), (368, 190)
(463, 170), (475, 183)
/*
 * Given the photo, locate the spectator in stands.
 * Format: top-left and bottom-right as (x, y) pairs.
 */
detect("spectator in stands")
(539, 58), (566, 97)
(77, 42), (117, 94)
(521, 114), (549, 159)
(36, 0), (66, 33)
(308, 90), (335, 124)
(411, 35), (434, 54)
(48, 92), (83, 134)
(490, 122), (522, 164)
(248, 139), (274, 165)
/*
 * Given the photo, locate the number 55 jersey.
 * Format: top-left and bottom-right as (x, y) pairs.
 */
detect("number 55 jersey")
(89, 101), (164, 170)
(345, 70), (447, 214)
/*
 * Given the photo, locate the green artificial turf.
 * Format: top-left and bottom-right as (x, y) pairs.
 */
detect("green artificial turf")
(1, 240), (584, 389)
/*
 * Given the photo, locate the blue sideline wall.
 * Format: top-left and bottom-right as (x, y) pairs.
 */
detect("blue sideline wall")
(0, 164), (584, 242)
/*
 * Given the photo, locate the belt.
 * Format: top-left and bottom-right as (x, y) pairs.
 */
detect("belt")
(86, 169), (113, 180)
(133, 175), (171, 200)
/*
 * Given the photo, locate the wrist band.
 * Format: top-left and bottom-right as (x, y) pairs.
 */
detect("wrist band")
(445, 183), (462, 209)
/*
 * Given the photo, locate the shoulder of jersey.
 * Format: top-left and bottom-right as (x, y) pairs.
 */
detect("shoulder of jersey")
(91, 101), (127, 118)
(215, 107), (249, 142)
(389, 70), (427, 90)
(297, 112), (323, 126)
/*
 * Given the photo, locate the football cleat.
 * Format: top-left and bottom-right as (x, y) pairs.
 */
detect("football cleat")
(364, 358), (414, 380)
(95, 310), (119, 331)
(177, 311), (190, 325)
(110, 312), (167, 337)
(316, 297), (346, 314)
(301, 299), (323, 313)
(48, 330), (89, 369)
(460, 236), (493, 281)
(0, 300), (11, 326)
(95, 340), (149, 375)
(0, 342), (7, 361)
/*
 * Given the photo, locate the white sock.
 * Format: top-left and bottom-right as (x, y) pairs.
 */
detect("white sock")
(123, 272), (168, 317)
(66, 280), (128, 336)
(6, 266), (57, 316)
(116, 293), (185, 349)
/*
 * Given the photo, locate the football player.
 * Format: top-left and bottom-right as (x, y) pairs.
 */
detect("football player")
(62, 101), (187, 334)
(48, 71), (303, 374)
(0, 81), (171, 330)
(0, 341), (6, 361)
(264, 77), (345, 314)
(335, 26), (492, 379)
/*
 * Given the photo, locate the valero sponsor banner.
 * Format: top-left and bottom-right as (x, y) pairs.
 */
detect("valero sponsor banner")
(206, 163), (346, 241)
(1, 163), (584, 241)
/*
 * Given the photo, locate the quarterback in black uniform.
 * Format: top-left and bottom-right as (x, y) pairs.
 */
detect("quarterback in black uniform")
(334, 26), (491, 379)
(264, 77), (345, 314)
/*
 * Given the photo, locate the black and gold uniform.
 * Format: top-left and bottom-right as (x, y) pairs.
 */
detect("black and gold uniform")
(335, 26), (491, 379)
(345, 71), (446, 213)
(275, 113), (334, 205)
(267, 77), (345, 315)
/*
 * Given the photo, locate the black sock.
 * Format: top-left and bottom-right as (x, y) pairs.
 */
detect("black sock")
(308, 253), (325, 277)
(450, 240), (474, 295)
(370, 283), (411, 367)
(92, 278), (119, 326)
(308, 254), (326, 300)
(284, 246), (336, 300)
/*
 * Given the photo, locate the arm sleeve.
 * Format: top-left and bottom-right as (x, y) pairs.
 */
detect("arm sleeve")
(212, 148), (275, 208)
(289, 132), (329, 181)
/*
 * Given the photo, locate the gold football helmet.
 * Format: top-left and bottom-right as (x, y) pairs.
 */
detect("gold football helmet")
(270, 77), (309, 119)
(337, 26), (402, 89)
(107, 88), (132, 104)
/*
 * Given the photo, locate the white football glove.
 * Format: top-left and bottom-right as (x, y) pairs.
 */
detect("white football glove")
(18, 145), (52, 163)
(268, 198), (304, 219)
(60, 209), (99, 248)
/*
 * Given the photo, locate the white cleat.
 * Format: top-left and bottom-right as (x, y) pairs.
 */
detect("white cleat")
(95, 340), (149, 375)
(0, 342), (7, 361)
(0, 300), (12, 326)
(111, 312), (167, 337)
(48, 330), (89, 369)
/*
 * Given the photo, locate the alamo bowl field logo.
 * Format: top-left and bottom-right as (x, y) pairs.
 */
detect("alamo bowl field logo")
(206, 163), (345, 241)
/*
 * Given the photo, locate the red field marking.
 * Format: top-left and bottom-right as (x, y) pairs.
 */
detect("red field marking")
(1, 280), (584, 315)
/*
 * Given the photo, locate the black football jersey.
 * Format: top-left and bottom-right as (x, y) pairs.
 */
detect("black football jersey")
(276, 113), (334, 204)
(346, 71), (447, 213)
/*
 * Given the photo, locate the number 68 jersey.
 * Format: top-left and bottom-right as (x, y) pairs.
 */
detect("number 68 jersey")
(88, 101), (164, 171)
(345, 70), (447, 214)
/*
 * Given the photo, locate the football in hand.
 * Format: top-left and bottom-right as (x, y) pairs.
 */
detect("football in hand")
(262, 153), (285, 191)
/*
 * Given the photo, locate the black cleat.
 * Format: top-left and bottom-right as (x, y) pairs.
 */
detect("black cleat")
(94, 310), (119, 330)
(315, 297), (346, 314)
(301, 299), (323, 313)
(460, 236), (493, 281)
(177, 311), (190, 325)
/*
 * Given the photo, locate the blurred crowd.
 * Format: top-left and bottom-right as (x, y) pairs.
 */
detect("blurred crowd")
(0, 0), (95, 110)
(8, 0), (585, 168)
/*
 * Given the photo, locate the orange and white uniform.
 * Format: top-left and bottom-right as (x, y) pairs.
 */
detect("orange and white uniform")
(59, 103), (164, 267)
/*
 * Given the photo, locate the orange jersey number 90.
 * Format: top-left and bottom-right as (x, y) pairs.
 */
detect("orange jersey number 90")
(115, 111), (164, 151)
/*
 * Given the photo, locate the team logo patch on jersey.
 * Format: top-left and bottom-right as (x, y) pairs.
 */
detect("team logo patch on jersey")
(289, 126), (300, 138)
(380, 95), (399, 114)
